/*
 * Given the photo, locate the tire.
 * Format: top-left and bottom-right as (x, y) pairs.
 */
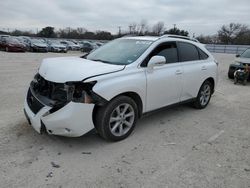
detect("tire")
(234, 77), (237, 84)
(193, 80), (212, 109)
(95, 96), (138, 141)
(228, 70), (234, 79)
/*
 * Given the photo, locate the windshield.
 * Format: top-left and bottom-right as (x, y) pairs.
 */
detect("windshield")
(87, 39), (153, 65)
(241, 49), (250, 58)
(66, 41), (75, 45)
(50, 40), (61, 45)
(6, 38), (21, 44)
(31, 39), (44, 44)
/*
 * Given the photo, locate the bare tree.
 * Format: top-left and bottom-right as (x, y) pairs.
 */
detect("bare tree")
(77, 27), (87, 34)
(130, 23), (137, 34)
(152, 21), (165, 36)
(218, 23), (248, 44)
(139, 19), (148, 35)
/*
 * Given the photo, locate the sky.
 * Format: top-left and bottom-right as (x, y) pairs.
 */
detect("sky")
(1, 0), (250, 36)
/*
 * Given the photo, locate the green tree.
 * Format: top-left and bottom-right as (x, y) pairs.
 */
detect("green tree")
(38, 26), (56, 38)
(164, 27), (189, 36)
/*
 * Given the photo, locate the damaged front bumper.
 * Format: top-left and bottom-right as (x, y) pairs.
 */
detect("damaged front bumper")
(24, 93), (95, 137)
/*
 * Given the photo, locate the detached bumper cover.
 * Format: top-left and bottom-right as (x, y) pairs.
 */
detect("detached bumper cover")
(24, 99), (95, 137)
(228, 64), (250, 79)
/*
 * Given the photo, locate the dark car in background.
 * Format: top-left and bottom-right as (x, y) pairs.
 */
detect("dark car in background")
(47, 40), (67, 53)
(228, 48), (250, 79)
(80, 41), (98, 53)
(0, 37), (26, 52)
(28, 39), (48, 52)
(15, 36), (30, 49)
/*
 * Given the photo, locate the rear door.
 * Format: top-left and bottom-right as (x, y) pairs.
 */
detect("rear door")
(177, 42), (209, 101)
(145, 42), (183, 111)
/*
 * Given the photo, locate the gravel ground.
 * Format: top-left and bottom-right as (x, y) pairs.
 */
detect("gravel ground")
(0, 51), (249, 188)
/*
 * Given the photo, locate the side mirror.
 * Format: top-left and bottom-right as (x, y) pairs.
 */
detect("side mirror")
(236, 54), (240, 58)
(148, 55), (166, 68)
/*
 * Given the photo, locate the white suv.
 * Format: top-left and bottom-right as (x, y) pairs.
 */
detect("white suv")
(24, 35), (218, 141)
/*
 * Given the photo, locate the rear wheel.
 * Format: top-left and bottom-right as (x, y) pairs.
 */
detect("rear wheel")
(193, 80), (212, 109)
(95, 96), (138, 141)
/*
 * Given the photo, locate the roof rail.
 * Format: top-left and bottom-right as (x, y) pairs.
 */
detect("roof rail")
(160, 34), (199, 43)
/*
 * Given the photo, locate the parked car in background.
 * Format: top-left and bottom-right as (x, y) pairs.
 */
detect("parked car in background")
(60, 40), (81, 51)
(228, 48), (250, 79)
(0, 35), (10, 42)
(95, 42), (104, 47)
(15, 36), (30, 49)
(27, 38), (48, 52)
(24, 35), (218, 141)
(47, 40), (67, 53)
(80, 41), (98, 53)
(0, 37), (26, 52)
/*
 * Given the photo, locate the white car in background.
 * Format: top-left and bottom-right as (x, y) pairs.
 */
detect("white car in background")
(24, 35), (218, 141)
(60, 40), (81, 51)
(47, 40), (67, 53)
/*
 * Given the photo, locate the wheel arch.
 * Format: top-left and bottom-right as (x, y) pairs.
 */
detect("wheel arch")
(205, 77), (215, 94)
(92, 91), (143, 126)
(115, 92), (143, 118)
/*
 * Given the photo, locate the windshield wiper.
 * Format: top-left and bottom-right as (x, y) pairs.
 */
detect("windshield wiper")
(91, 59), (112, 64)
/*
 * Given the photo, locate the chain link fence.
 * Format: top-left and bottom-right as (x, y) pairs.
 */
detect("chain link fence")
(206, 44), (250, 54)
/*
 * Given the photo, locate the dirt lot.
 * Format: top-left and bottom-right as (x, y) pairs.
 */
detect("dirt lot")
(0, 51), (249, 188)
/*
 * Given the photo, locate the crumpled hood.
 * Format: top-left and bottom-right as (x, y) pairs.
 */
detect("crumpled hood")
(39, 56), (125, 83)
(236, 57), (250, 64)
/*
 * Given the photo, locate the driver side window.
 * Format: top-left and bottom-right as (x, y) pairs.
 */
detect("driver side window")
(152, 42), (178, 64)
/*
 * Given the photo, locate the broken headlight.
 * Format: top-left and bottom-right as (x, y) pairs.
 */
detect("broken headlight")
(64, 81), (102, 104)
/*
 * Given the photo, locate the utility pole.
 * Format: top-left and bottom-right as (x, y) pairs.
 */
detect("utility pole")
(129, 25), (132, 34)
(173, 24), (176, 29)
(118, 26), (121, 36)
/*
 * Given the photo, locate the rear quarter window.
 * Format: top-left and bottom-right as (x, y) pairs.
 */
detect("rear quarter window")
(198, 48), (209, 60)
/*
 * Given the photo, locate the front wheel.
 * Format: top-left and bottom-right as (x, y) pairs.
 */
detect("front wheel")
(95, 96), (138, 141)
(228, 70), (234, 79)
(193, 80), (212, 109)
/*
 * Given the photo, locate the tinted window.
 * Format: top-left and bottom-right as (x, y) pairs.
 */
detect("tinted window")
(83, 43), (91, 48)
(151, 43), (178, 63)
(240, 49), (250, 58)
(198, 48), (209, 60)
(178, 42), (199, 62)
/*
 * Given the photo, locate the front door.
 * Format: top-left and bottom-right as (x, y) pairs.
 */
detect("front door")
(145, 42), (182, 111)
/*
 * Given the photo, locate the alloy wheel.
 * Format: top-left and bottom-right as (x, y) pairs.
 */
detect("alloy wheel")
(199, 84), (211, 106)
(109, 103), (135, 137)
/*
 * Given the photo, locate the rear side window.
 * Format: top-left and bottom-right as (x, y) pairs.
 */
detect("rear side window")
(178, 42), (199, 62)
(198, 48), (209, 60)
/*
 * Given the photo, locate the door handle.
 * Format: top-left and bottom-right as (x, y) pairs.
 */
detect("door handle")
(201, 66), (207, 70)
(175, 70), (182, 75)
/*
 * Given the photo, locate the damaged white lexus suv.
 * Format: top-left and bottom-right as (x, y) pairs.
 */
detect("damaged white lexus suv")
(24, 35), (218, 141)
